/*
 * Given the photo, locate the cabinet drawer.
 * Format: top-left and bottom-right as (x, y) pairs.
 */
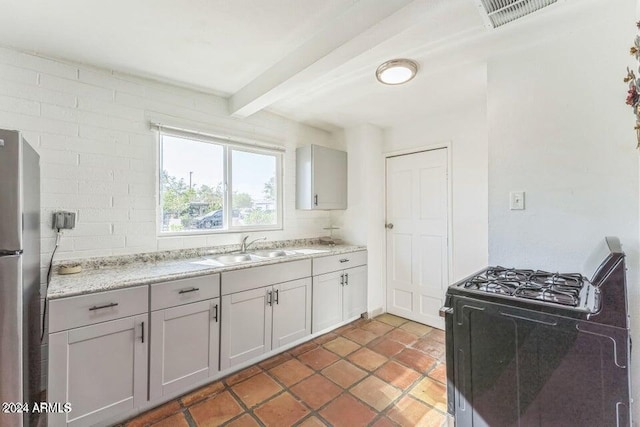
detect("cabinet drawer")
(49, 286), (148, 333)
(313, 250), (367, 275)
(151, 274), (220, 311)
(221, 259), (311, 295)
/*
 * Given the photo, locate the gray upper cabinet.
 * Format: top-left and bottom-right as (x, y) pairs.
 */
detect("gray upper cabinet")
(296, 144), (347, 210)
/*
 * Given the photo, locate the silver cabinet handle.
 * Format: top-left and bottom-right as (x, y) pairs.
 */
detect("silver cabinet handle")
(274, 289), (279, 305)
(339, 258), (349, 263)
(345, 273), (349, 285)
(141, 321), (145, 343)
(267, 290), (273, 306)
(213, 304), (219, 322)
(178, 287), (200, 294)
(314, 194), (318, 206)
(340, 273), (344, 286)
(89, 302), (118, 311)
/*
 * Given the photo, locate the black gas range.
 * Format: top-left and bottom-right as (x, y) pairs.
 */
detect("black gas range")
(441, 237), (631, 426)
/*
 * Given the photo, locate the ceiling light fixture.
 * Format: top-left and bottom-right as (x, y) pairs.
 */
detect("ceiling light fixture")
(375, 59), (418, 85)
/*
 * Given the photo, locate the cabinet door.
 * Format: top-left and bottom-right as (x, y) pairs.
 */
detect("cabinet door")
(48, 315), (147, 427)
(312, 145), (347, 209)
(312, 271), (344, 332)
(150, 298), (220, 400)
(220, 287), (272, 370)
(343, 265), (367, 320)
(272, 278), (312, 349)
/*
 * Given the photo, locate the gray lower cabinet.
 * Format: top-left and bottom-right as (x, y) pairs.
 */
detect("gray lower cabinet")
(48, 314), (148, 427)
(342, 265), (367, 319)
(149, 298), (220, 401)
(272, 279), (312, 348)
(312, 265), (368, 332)
(311, 271), (343, 332)
(220, 278), (311, 370)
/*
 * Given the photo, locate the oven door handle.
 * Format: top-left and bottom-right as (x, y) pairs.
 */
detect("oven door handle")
(439, 306), (453, 317)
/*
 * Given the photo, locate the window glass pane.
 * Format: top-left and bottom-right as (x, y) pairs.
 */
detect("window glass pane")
(160, 135), (224, 232)
(231, 150), (277, 227)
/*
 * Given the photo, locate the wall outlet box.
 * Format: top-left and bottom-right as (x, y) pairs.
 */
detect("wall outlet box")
(52, 211), (76, 230)
(509, 191), (525, 210)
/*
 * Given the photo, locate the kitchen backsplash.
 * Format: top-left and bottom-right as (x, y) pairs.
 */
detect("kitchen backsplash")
(54, 237), (324, 270)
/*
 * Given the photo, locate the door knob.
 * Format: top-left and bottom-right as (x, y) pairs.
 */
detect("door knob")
(385, 223), (394, 229)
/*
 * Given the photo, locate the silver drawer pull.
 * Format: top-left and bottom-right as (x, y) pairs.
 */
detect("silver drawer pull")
(89, 302), (119, 311)
(339, 258), (349, 263)
(178, 287), (200, 294)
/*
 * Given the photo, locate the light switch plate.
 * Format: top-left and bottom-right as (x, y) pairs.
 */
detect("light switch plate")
(509, 191), (525, 210)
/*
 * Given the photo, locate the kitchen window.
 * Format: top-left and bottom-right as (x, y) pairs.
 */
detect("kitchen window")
(158, 128), (283, 235)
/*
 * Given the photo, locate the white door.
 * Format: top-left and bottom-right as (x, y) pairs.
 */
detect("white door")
(272, 278), (312, 349)
(149, 298), (219, 400)
(220, 287), (272, 370)
(386, 148), (448, 329)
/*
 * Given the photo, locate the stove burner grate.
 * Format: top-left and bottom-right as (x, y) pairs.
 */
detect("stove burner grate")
(462, 267), (585, 307)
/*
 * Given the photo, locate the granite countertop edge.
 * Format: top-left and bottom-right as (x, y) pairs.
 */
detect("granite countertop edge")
(47, 244), (367, 300)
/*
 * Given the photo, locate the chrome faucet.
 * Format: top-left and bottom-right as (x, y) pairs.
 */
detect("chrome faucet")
(240, 236), (266, 253)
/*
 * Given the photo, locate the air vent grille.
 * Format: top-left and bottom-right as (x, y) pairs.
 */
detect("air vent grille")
(475, 0), (558, 28)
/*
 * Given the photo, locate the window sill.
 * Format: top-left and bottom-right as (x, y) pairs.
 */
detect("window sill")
(157, 225), (283, 238)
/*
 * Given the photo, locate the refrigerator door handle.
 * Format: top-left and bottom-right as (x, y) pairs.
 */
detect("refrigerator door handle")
(0, 250), (22, 256)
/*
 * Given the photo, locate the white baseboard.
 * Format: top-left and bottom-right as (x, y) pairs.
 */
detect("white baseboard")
(367, 307), (385, 318)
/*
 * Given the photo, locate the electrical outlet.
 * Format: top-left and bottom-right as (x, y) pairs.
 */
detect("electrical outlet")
(52, 211), (76, 230)
(509, 192), (525, 210)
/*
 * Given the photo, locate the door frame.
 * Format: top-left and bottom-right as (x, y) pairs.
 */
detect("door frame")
(382, 141), (453, 320)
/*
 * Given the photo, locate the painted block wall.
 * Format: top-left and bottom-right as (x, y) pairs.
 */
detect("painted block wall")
(337, 124), (386, 315)
(0, 46), (342, 389)
(486, 0), (640, 420)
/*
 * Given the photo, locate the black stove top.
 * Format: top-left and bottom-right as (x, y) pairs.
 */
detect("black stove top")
(457, 266), (596, 311)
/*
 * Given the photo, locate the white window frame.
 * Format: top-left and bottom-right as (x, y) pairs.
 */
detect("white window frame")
(156, 127), (284, 236)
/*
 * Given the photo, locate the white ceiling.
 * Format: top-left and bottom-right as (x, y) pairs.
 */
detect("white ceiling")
(0, 0), (599, 130)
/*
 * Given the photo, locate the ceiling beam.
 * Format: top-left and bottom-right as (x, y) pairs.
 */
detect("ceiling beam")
(229, 0), (418, 117)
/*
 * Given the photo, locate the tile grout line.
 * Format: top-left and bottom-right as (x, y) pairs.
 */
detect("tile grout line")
(128, 315), (447, 427)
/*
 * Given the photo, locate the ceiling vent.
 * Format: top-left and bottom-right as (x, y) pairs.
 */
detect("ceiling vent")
(473, 0), (559, 29)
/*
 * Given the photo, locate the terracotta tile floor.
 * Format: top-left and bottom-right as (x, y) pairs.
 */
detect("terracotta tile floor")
(121, 314), (447, 427)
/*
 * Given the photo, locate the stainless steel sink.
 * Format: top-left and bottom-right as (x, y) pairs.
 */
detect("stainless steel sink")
(250, 250), (289, 258)
(212, 254), (255, 264)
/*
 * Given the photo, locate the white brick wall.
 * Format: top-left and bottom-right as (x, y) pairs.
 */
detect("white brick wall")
(0, 46), (344, 390)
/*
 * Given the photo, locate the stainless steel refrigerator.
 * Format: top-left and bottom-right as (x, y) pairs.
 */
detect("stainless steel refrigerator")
(0, 129), (41, 427)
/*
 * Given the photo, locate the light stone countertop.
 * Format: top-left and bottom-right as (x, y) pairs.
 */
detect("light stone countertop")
(47, 244), (366, 300)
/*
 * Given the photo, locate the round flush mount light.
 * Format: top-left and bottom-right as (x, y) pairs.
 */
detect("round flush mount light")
(375, 59), (418, 85)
